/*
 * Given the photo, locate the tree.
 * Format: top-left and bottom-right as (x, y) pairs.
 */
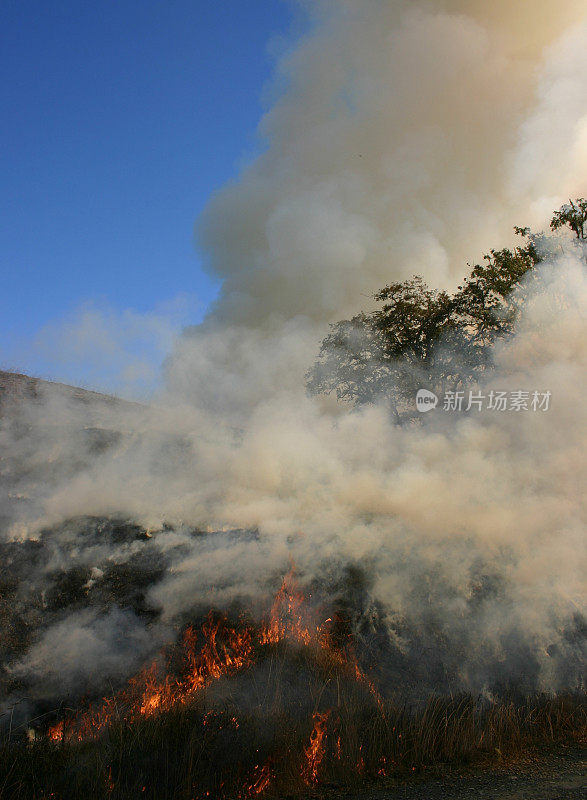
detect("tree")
(550, 198), (587, 240)
(306, 211), (553, 420)
(306, 279), (458, 419)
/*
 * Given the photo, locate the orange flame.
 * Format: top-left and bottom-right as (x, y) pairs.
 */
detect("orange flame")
(259, 564), (315, 646)
(48, 615), (254, 742)
(302, 710), (330, 785)
(46, 560), (383, 786)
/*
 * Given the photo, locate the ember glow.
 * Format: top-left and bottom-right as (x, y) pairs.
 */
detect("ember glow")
(244, 762), (273, 797)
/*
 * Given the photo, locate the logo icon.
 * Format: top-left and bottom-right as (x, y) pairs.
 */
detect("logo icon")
(416, 389), (438, 412)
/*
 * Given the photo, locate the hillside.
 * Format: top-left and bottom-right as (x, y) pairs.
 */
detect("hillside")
(0, 370), (133, 415)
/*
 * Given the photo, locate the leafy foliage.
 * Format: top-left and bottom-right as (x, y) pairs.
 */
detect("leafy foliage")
(307, 201), (583, 418)
(550, 198), (587, 240)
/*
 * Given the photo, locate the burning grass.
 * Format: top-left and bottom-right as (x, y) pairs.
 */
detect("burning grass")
(1, 688), (584, 799)
(1, 568), (585, 799)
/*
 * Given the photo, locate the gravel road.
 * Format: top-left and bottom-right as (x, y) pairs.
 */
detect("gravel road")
(312, 745), (586, 800)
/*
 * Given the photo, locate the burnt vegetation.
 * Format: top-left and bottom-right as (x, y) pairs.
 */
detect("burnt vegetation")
(0, 202), (586, 799)
(0, 626), (585, 800)
(0, 584), (585, 800)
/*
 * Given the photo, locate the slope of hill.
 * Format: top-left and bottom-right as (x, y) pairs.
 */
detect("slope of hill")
(0, 370), (132, 415)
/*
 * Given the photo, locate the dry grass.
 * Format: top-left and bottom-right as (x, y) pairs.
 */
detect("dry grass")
(1, 646), (584, 800)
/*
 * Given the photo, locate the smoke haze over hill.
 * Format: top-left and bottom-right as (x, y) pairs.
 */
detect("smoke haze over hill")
(1, 0), (586, 712)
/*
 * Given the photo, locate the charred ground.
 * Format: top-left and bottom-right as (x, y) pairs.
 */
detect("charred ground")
(0, 372), (585, 799)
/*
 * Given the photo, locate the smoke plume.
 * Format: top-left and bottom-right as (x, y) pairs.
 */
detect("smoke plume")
(1, 0), (586, 711)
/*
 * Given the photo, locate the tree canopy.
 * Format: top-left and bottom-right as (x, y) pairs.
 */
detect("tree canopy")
(306, 200), (584, 420)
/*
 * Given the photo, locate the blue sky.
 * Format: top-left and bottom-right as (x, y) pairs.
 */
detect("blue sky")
(0, 0), (298, 392)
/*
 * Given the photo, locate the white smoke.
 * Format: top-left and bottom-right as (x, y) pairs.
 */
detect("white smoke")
(2, 0), (587, 700)
(162, 0), (587, 417)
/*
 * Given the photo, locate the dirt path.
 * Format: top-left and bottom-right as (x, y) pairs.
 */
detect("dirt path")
(314, 745), (585, 800)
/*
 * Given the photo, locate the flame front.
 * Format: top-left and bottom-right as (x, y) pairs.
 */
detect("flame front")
(48, 615), (255, 742)
(47, 565), (383, 800)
